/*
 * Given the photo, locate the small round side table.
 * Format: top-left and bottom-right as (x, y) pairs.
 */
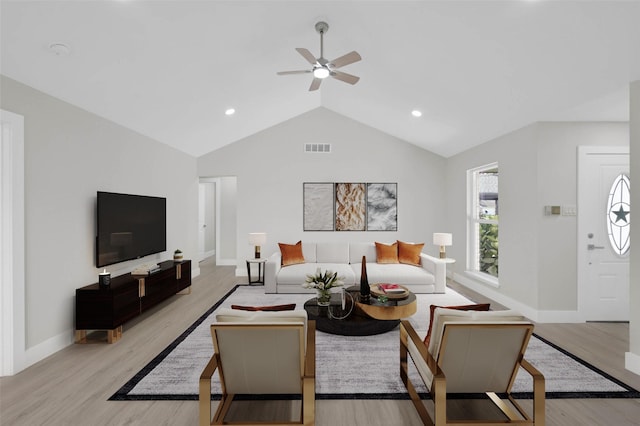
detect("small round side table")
(246, 258), (267, 285)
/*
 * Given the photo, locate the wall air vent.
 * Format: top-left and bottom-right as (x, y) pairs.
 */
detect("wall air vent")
(304, 143), (331, 153)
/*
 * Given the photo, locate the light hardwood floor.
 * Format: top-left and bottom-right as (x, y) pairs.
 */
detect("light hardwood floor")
(1, 258), (639, 425)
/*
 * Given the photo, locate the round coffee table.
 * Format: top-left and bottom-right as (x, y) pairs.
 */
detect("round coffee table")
(303, 286), (416, 336)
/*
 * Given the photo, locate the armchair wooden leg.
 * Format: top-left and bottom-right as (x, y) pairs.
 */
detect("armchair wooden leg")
(432, 377), (446, 426)
(522, 358), (546, 426)
(400, 322), (436, 426)
(199, 355), (219, 426)
(302, 377), (315, 426)
(212, 394), (234, 425)
(198, 379), (212, 426)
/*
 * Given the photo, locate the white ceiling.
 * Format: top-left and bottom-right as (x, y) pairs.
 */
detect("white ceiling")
(2, 1), (639, 158)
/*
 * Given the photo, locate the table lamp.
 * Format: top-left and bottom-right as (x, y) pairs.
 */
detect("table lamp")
(433, 233), (452, 259)
(248, 232), (267, 259)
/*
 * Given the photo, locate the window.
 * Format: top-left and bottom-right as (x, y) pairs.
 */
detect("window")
(607, 173), (630, 256)
(468, 163), (499, 279)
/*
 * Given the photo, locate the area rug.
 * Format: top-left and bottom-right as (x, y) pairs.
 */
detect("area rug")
(111, 285), (640, 401)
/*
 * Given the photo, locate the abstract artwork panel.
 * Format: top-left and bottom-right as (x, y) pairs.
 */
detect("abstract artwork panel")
(367, 183), (398, 231)
(335, 183), (366, 231)
(303, 183), (334, 231)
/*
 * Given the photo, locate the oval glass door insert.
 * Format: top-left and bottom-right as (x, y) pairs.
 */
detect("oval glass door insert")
(607, 173), (630, 256)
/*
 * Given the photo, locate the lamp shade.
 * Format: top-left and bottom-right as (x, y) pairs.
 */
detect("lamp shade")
(248, 232), (267, 246)
(433, 233), (452, 246)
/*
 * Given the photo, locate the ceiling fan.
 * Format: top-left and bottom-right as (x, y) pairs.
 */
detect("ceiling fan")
(277, 21), (361, 91)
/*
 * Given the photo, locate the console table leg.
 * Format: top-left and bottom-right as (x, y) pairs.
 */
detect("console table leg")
(107, 327), (123, 344)
(75, 330), (87, 343)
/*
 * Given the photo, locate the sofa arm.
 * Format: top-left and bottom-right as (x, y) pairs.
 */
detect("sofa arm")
(419, 254), (446, 293)
(264, 253), (281, 294)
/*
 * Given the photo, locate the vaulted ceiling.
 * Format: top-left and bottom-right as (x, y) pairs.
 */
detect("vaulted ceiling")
(2, 1), (639, 158)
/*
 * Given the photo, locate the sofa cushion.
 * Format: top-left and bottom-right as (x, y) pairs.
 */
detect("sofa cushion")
(316, 242), (350, 263)
(427, 308), (525, 357)
(301, 242), (317, 263)
(215, 308), (309, 349)
(351, 263), (434, 285)
(279, 241), (305, 266)
(398, 241), (424, 266)
(375, 242), (399, 263)
(277, 263), (356, 286)
(349, 242), (377, 264)
(215, 308), (307, 324)
(423, 303), (491, 347)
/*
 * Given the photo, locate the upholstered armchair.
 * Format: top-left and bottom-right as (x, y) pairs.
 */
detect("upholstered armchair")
(400, 308), (545, 425)
(199, 309), (315, 426)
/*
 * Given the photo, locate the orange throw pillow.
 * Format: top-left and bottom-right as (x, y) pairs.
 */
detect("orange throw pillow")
(231, 303), (296, 311)
(423, 303), (491, 347)
(279, 240), (305, 266)
(375, 242), (399, 264)
(397, 241), (424, 266)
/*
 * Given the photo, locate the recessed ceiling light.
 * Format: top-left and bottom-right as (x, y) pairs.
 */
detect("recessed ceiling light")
(49, 43), (71, 56)
(411, 110), (422, 117)
(225, 108), (235, 116)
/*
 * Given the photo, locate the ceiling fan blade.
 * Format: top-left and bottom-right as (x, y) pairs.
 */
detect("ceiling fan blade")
(277, 70), (311, 75)
(309, 78), (322, 91)
(296, 48), (318, 65)
(331, 70), (360, 85)
(329, 51), (361, 69)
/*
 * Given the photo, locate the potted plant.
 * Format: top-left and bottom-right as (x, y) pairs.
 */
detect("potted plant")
(173, 249), (183, 262)
(302, 268), (344, 306)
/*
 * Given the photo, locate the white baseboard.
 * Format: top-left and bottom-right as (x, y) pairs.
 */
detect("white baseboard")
(536, 309), (584, 323)
(453, 272), (583, 323)
(625, 352), (640, 375)
(17, 267), (202, 375)
(216, 258), (236, 266)
(199, 250), (215, 262)
(191, 265), (201, 279)
(24, 330), (74, 371)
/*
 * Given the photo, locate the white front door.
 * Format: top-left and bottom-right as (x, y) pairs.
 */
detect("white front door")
(578, 146), (630, 321)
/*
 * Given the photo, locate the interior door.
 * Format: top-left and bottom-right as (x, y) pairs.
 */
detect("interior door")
(578, 147), (630, 321)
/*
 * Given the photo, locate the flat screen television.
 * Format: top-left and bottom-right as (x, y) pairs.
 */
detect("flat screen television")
(96, 191), (166, 268)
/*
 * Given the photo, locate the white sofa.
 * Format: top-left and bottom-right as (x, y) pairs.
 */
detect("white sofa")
(264, 242), (446, 294)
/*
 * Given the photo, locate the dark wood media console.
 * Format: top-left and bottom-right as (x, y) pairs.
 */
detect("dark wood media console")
(75, 260), (191, 343)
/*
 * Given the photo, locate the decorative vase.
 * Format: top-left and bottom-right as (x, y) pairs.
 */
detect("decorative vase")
(360, 255), (370, 303)
(316, 289), (332, 306)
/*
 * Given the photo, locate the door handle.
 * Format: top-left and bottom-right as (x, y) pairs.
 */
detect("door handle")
(587, 244), (605, 250)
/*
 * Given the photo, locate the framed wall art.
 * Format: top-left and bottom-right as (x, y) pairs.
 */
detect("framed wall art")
(335, 183), (366, 231)
(303, 182), (397, 231)
(303, 183), (334, 231)
(367, 183), (397, 231)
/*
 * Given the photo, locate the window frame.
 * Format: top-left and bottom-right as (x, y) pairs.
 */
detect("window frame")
(466, 162), (499, 287)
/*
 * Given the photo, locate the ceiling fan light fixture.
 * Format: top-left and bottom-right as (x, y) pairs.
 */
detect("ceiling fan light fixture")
(313, 67), (330, 79)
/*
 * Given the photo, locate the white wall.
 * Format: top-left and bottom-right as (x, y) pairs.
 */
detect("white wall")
(198, 107), (448, 274)
(446, 124), (540, 308)
(0, 76), (199, 369)
(217, 176), (237, 264)
(536, 122), (629, 311)
(446, 121), (629, 318)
